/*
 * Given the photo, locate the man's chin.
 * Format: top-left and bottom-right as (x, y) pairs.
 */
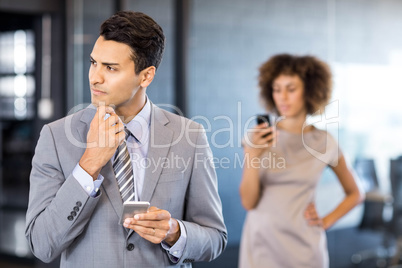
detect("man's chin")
(91, 98), (108, 107)
(91, 99), (117, 109)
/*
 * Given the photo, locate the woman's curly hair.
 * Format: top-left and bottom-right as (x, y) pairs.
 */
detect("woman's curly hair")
(259, 54), (332, 115)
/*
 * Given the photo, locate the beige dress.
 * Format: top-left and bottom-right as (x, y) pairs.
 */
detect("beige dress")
(239, 127), (341, 268)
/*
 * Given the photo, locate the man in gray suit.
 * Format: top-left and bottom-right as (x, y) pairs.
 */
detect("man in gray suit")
(25, 11), (227, 267)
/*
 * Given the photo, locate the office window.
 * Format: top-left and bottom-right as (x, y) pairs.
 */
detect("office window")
(0, 30), (35, 119)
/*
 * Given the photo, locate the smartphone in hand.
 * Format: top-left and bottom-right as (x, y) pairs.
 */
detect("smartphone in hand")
(119, 201), (150, 225)
(256, 114), (272, 138)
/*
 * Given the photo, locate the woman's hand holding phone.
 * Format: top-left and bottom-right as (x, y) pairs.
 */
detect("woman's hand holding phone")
(242, 114), (277, 158)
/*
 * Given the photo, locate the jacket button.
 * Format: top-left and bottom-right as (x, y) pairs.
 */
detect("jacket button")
(76, 201), (82, 207)
(67, 216), (74, 221)
(71, 211), (77, 217)
(73, 206), (79, 212)
(126, 243), (134, 251)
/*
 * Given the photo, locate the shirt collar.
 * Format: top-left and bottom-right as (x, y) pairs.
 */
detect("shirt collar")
(125, 96), (151, 143)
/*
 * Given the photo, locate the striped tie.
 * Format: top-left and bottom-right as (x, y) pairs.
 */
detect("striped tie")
(113, 128), (134, 203)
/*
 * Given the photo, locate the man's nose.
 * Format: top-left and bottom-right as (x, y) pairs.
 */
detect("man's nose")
(89, 67), (104, 84)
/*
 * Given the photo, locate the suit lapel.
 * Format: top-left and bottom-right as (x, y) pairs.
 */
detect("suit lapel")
(141, 104), (174, 202)
(77, 104), (96, 143)
(127, 104), (174, 238)
(99, 162), (124, 219)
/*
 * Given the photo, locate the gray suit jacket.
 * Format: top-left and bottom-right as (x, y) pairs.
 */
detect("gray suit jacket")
(25, 103), (227, 267)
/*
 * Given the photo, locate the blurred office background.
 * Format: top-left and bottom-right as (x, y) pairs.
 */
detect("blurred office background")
(1, 0), (402, 267)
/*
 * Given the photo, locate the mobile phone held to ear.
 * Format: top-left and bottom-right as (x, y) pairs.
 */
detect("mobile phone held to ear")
(256, 114), (272, 138)
(119, 201), (150, 225)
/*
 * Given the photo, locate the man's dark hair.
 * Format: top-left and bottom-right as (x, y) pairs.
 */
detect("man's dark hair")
(100, 11), (165, 74)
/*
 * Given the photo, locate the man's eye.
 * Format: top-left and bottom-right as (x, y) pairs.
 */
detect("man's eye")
(90, 60), (96, 65)
(107, 66), (116, 71)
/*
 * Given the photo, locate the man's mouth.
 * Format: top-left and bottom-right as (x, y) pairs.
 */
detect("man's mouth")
(91, 88), (107, 95)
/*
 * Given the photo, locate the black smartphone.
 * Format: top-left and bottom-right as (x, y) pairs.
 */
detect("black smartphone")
(256, 114), (271, 138)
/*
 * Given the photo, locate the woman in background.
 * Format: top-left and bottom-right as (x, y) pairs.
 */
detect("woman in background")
(239, 54), (364, 268)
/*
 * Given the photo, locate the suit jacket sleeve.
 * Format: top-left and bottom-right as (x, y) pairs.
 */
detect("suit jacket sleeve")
(177, 124), (228, 264)
(25, 124), (100, 263)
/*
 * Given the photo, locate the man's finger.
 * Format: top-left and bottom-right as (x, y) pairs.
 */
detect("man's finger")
(105, 114), (118, 126)
(115, 121), (124, 134)
(124, 223), (167, 242)
(148, 206), (159, 212)
(105, 106), (115, 114)
(97, 105), (107, 122)
(134, 209), (170, 221)
(126, 219), (171, 231)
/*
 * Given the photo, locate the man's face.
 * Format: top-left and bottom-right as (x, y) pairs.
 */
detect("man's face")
(89, 36), (142, 111)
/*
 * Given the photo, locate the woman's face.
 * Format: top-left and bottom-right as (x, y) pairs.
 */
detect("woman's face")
(272, 74), (306, 117)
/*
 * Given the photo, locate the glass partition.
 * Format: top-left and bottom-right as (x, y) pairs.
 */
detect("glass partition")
(66, 0), (115, 110)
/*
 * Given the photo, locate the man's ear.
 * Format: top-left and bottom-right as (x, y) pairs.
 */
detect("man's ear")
(139, 66), (156, 88)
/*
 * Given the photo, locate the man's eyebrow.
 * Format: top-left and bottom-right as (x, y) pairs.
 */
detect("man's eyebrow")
(90, 55), (120, 66)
